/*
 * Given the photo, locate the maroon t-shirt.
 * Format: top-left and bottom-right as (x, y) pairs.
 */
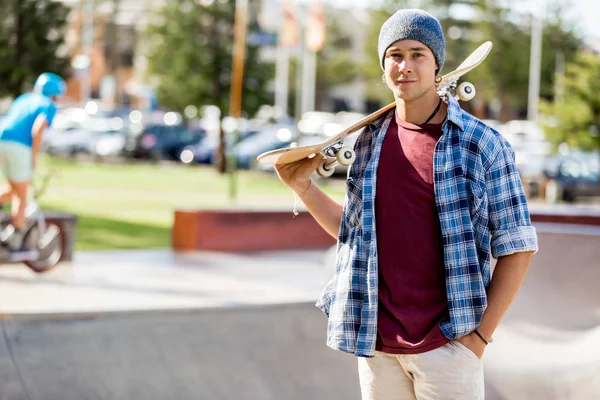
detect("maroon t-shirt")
(374, 112), (450, 354)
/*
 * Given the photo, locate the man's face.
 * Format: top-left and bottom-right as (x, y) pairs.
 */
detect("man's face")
(383, 39), (439, 102)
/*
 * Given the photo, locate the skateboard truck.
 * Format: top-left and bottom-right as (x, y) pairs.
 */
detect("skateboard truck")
(317, 142), (356, 178)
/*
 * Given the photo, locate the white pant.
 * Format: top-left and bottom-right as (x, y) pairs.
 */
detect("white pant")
(358, 342), (484, 400)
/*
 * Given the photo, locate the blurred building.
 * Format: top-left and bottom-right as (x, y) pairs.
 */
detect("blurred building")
(58, 0), (370, 112)
(55, 0), (372, 115)
(57, 0), (166, 109)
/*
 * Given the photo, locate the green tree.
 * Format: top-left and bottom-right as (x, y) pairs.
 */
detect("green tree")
(472, 0), (582, 120)
(144, 0), (274, 117)
(0, 0), (72, 99)
(314, 9), (361, 111)
(541, 52), (600, 152)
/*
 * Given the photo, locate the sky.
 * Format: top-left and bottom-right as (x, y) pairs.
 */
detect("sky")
(516, 0), (600, 48)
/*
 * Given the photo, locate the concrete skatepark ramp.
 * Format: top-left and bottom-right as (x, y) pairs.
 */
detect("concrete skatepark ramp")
(0, 250), (361, 400)
(0, 221), (599, 399)
(483, 224), (600, 399)
(0, 304), (360, 400)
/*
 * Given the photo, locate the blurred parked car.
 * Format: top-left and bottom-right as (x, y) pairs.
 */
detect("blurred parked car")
(45, 114), (127, 156)
(542, 154), (600, 203)
(41, 114), (83, 152)
(89, 130), (127, 161)
(124, 124), (205, 161)
(297, 111), (337, 136)
(234, 123), (298, 169)
(255, 111), (366, 176)
(46, 128), (105, 157)
(179, 128), (260, 165)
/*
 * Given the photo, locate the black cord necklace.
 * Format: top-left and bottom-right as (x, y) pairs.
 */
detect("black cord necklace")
(422, 97), (442, 125)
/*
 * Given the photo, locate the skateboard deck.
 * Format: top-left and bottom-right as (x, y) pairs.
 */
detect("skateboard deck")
(257, 41), (493, 170)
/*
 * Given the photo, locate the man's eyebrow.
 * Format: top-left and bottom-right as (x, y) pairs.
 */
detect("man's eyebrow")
(386, 46), (428, 53)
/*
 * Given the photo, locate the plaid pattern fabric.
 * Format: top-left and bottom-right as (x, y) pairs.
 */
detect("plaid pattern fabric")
(316, 95), (538, 358)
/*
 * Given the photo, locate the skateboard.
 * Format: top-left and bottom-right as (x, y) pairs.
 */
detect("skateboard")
(257, 41), (493, 177)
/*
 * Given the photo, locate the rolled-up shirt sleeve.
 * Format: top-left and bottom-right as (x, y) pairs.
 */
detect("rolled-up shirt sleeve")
(485, 143), (538, 258)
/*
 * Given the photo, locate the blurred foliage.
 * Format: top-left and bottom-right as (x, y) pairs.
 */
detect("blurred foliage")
(144, 0), (274, 117)
(540, 52), (600, 152)
(314, 8), (362, 111)
(0, 0), (71, 99)
(361, 0), (583, 119)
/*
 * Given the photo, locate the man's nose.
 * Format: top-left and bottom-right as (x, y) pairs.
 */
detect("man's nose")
(398, 59), (412, 74)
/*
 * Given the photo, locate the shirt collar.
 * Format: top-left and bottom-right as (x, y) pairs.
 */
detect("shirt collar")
(374, 95), (465, 133)
(445, 95), (465, 131)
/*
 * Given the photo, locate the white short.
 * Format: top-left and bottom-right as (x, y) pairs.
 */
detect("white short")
(0, 141), (32, 183)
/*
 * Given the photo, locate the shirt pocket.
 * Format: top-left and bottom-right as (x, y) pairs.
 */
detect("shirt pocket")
(344, 177), (364, 228)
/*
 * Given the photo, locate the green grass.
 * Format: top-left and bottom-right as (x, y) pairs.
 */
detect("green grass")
(74, 215), (170, 250)
(29, 157), (346, 251)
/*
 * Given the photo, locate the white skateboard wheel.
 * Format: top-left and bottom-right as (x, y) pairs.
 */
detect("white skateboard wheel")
(457, 82), (476, 101)
(336, 147), (356, 166)
(317, 160), (335, 178)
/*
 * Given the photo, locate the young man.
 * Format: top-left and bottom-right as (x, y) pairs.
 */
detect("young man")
(274, 9), (538, 399)
(0, 72), (66, 251)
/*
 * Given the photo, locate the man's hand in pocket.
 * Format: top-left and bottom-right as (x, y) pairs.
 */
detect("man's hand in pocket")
(456, 332), (487, 359)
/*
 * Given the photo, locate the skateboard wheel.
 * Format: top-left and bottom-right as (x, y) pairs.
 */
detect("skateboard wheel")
(317, 160), (335, 178)
(337, 147), (356, 166)
(457, 82), (476, 101)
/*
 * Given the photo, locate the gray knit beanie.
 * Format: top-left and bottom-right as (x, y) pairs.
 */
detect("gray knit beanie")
(378, 9), (445, 72)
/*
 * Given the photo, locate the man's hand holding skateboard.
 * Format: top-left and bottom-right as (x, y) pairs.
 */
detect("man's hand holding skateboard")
(274, 146), (324, 198)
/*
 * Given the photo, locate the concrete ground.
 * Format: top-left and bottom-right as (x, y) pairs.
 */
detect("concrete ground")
(0, 249), (333, 315)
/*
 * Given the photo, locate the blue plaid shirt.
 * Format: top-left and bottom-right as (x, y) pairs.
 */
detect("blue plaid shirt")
(316, 95), (538, 358)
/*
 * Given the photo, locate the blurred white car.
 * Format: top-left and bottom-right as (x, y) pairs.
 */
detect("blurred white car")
(45, 117), (125, 157)
(90, 131), (127, 160)
(297, 111), (337, 136)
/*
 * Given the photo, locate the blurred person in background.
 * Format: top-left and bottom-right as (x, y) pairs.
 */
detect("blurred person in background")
(273, 9), (538, 399)
(0, 72), (65, 251)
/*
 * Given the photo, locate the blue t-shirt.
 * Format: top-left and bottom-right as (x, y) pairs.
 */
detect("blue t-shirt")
(0, 93), (57, 147)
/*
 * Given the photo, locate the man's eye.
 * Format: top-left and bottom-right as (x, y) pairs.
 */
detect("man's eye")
(413, 53), (423, 58)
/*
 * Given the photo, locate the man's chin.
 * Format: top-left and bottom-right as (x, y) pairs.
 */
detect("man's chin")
(395, 92), (415, 102)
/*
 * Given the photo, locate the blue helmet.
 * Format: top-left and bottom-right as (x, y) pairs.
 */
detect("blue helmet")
(34, 72), (66, 97)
